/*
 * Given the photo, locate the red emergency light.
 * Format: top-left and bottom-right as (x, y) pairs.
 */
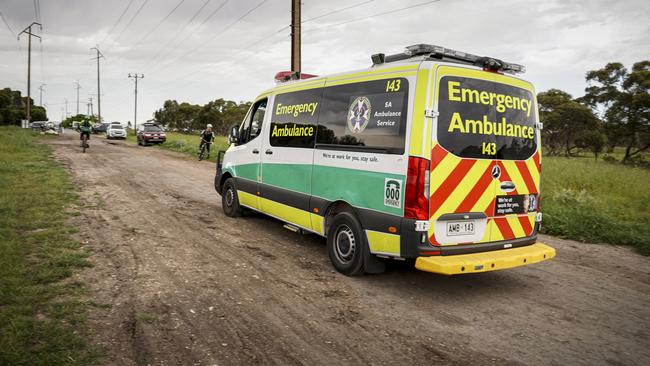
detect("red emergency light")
(274, 71), (318, 83)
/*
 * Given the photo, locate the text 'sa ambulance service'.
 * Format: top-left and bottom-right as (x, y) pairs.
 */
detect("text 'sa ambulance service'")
(215, 44), (555, 276)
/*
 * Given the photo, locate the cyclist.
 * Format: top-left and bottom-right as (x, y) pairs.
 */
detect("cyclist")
(79, 119), (92, 148)
(199, 124), (216, 158)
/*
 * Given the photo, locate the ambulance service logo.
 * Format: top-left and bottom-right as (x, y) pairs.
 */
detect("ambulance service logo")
(347, 96), (371, 134)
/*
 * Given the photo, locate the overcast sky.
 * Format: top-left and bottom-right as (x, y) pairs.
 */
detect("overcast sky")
(1, 0), (648, 124)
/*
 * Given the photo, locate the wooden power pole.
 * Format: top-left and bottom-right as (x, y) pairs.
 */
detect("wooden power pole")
(291, 0), (301, 75)
(18, 22), (42, 123)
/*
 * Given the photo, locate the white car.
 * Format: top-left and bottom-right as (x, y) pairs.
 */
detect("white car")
(106, 123), (127, 139)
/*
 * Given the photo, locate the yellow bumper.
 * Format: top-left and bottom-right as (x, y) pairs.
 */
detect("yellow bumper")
(415, 243), (556, 275)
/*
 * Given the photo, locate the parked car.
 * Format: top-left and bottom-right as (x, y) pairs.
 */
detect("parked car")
(92, 122), (110, 134)
(106, 123), (127, 139)
(137, 124), (166, 146)
(29, 121), (46, 130)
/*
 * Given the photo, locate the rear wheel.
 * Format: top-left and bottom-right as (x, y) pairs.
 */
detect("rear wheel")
(327, 212), (368, 276)
(221, 178), (242, 217)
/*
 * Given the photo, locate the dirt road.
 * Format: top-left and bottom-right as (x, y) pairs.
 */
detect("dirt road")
(47, 135), (649, 366)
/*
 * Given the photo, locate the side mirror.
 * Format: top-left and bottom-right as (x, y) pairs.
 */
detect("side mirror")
(228, 125), (239, 144)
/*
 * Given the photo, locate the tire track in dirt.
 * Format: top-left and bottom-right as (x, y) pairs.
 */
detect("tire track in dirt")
(47, 135), (650, 366)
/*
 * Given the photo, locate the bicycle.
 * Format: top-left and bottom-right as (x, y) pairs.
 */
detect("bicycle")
(81, 133), (89, 153)
(198, 141), (213, 161)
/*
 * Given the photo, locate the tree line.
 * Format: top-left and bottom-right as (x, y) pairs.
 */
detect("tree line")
(0, 87), (47, 124)
(538, 60), (649, 164)
(153, 98), (251, 135)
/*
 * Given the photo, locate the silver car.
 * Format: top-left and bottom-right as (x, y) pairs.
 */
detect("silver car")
(106, 123), (127, 139)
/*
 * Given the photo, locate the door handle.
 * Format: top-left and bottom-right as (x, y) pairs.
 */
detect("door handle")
(265, 149), (273, 155)
(252, 149), (259, 154)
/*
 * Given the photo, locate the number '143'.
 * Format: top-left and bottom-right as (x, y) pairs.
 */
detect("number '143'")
(482, 142), (496, 155)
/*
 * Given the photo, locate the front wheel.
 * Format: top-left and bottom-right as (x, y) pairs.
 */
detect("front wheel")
(221, 178), (242, 217)
(327, 212), (369, 276)
(198, 144), (207, 161)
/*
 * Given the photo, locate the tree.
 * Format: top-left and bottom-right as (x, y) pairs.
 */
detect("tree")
(537, 89), (601, 156)
(576, 129), (608, 159)
(62, 114), (96, 127)
(582, 61), (650, 163)
(153, 98), (250, 134)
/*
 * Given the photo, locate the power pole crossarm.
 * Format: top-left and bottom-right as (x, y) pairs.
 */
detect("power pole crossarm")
(18, 22), (42, 123)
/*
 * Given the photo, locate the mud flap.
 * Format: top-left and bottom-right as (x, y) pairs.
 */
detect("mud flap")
(364, 247), (386, 274)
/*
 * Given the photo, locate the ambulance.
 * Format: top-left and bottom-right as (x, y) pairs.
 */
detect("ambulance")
(214, 44), (555, 276)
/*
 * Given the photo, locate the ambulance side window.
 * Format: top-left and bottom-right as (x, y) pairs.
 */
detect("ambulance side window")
(316, 78), (408, 154)
(269, 88), (322, 148)
(239, 99), (267, 144)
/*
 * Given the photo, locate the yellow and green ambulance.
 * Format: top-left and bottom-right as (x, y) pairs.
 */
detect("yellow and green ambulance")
(215, 44), (555, 276)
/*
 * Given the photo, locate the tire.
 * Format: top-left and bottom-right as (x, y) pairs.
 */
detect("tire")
(327, 212), (368, 276)
(221, 178), (242, 217)
(198, 145), (207, 161)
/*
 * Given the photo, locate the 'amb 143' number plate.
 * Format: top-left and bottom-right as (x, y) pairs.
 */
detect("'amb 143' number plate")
(446, 221), (475, 236)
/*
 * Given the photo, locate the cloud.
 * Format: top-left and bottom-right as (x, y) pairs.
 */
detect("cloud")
(0, 0), (648, 124)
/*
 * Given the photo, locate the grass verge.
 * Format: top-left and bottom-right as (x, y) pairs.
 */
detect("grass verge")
(0, 126), (97, 365)
(541, 156), (650, 255)
(124, 130), (228, 161)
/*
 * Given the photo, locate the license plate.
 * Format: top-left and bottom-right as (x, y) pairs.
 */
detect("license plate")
(150, 138), (160, 141)
(446, 221), (475, 236)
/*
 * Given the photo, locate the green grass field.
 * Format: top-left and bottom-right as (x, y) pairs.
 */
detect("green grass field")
(125, 130), (229, 160)
(541, 156), (650, 255)
(0, 127), (97, 365)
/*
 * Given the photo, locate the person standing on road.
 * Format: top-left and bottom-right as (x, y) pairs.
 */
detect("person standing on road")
(199, 124), (216, 158)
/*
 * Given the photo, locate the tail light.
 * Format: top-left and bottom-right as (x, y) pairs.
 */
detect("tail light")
(404, 156), (430, 220)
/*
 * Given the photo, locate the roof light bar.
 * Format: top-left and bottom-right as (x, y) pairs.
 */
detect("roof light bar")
(372, 44), (526, 74)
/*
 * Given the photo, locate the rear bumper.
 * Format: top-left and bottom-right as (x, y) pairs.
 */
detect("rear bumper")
(414, 242), (555, 275)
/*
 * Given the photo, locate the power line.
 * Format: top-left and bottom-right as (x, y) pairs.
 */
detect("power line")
(99, 0), (136, 47)
(302, 0), (375, 23)
(32, 0), (40, 22)
(146, 0), (265, 75)
(130, 0), (188, 49)
(113, 0), (150, 44)
(144, 0), (443, 97)
(303, 0), (442, 34)
(0, 10), (14, 34)
(0, 10), (22, 52)
(139, 0), (214, 70)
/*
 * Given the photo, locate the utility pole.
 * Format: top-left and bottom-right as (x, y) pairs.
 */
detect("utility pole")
(88, 97), (94, 117)
(128, 73), (144, 132)
(291, 0), (301, 76)
(64, 98), (69, 118)
(91, 47), (104, 122)
(73, 81), (81, 115)
(18, 22), (42, 124)
(38, 83), (45, 106)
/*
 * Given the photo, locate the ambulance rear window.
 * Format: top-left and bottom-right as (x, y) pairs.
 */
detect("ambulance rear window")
(437, 76), (537, 160)
(316, 78), (408, 154)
